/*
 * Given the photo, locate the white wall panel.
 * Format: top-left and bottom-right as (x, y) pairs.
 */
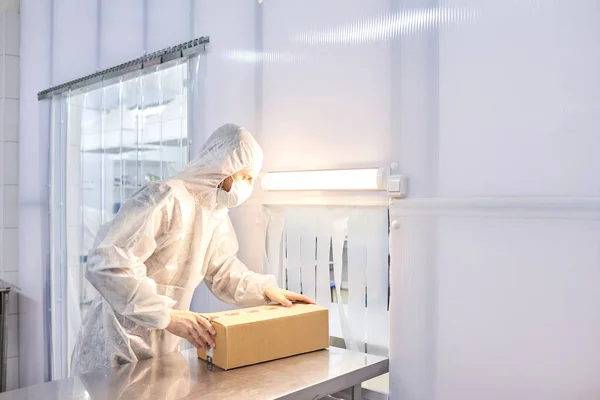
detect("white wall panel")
(192, 0), (258, 141)
(391, 0), (440, 198)
(246, 29), (392, 393)
(52, 0), (98, 84)
(98, 0), (144, 69)
(390, 207), (600, 400)
(146, 0), (191, 53)
(260, 0), (392, 172)
(389, 213), (437, 400)
(438, 1), (600, 197)
(435, 216), (600, 400)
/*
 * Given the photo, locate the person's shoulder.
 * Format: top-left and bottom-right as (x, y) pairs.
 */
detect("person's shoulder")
(158, 179), (199, 222)
(160, 179), (195, 203)
(130, 181), (175, 205)
(112, 182), (175, 218)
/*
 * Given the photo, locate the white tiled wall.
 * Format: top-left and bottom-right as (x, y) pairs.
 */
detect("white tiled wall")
(0, 8), (20, 392)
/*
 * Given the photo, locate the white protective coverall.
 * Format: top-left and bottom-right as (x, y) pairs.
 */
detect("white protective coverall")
(70, 124), (277, 376)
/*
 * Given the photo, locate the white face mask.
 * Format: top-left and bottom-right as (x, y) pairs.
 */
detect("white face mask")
(216, 179), (254, 208)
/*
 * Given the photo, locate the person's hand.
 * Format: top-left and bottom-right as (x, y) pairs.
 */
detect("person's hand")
(264, 286), (316, 307)
(166, 310), (216, 351)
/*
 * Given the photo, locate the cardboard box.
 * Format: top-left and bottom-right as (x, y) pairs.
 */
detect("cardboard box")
(197, 303), (329, 370)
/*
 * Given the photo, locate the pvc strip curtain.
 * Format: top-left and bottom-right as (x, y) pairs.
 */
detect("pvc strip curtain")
(265, 206), (390, 356)
(48, 55), (204, 380)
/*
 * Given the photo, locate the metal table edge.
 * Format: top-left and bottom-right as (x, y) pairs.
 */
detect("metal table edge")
(276, 356), (389, 400)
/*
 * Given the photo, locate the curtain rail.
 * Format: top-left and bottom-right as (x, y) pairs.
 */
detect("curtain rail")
(37, 36), (210, 100)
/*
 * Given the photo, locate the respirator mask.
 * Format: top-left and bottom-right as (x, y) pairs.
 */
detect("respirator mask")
(217, 179), (254, 208)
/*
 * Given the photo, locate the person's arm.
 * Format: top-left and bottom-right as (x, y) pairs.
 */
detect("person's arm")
(88, 183), (216, 350)
(85, 184), (176, 329)
(204, 217), (315, 307)
(204, 216), (278, 307)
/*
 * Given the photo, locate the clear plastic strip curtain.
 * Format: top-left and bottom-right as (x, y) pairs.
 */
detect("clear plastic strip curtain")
(264, 206), (390, 356)
(48, 94), (69, 380)
(47, 55), (204, 380)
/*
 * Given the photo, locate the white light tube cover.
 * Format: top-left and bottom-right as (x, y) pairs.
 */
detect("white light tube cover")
(263, 168), (386, 191)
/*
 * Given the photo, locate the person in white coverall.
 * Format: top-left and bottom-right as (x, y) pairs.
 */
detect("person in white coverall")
(70, 123), (313, 376)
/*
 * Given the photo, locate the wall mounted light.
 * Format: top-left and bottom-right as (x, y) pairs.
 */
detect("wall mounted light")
(262, 166), (408, 198)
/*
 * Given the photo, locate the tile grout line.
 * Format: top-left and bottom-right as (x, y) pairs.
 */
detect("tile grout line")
(3, 10), (19, 390)
(1, 10), (6, 281)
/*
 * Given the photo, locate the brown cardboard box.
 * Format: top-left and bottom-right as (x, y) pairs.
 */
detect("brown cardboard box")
(197, 303), (329, 370)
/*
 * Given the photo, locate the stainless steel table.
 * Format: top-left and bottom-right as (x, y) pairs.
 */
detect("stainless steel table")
(0, 347), (388, 399)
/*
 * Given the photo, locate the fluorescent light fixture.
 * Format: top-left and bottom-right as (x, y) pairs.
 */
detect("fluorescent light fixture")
(263, 168), (386, 191)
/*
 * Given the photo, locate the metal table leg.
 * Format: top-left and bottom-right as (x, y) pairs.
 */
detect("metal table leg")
(0, 287), (10, 393)
(351, 384), (362, 399)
